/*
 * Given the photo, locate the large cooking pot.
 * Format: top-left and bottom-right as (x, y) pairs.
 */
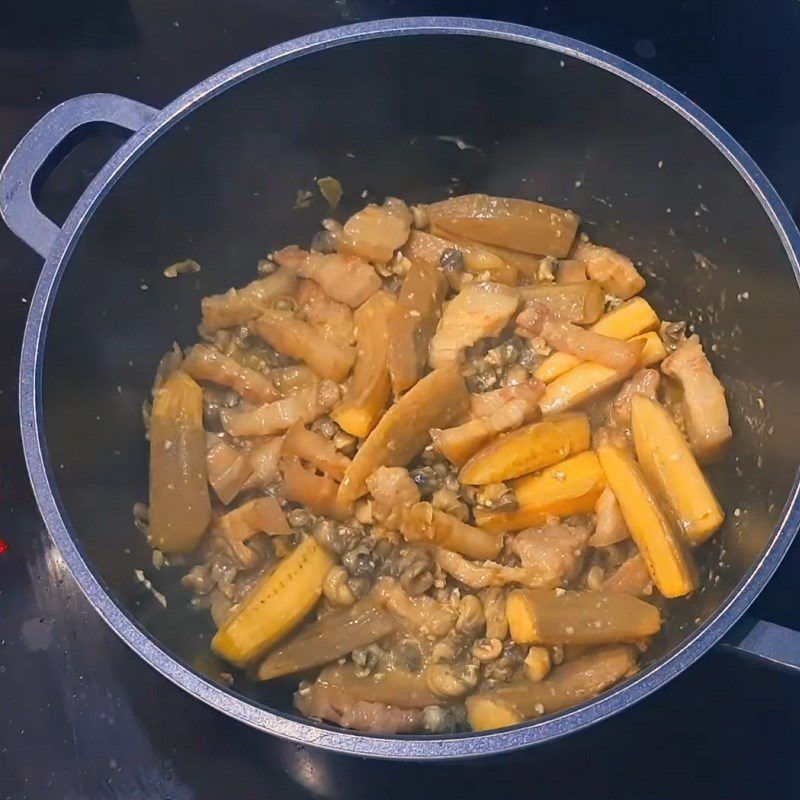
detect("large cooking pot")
(4, 18), (800, 759)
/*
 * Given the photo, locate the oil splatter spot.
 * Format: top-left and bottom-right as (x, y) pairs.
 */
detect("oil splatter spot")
(20, 617), (54, 651)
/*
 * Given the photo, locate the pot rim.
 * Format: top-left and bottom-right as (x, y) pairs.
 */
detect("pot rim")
(18, 17), (800, 760)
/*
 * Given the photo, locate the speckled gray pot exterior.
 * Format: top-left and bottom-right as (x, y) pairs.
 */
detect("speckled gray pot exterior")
(8, 18), (800, 759)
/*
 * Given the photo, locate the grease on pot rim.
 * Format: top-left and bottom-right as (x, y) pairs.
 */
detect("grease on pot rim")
(140, 191), (731, 734)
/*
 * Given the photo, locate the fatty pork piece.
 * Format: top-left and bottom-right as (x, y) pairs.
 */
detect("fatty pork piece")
(336, 197), (413, 264)
(433, 380), (544, 468)
(468, 378), (545, 418)
(272, 246), (381, 307)
(366, 466), (421, 527)
(200, 264), (298, 333)
(219, 380), (340, 437)
(214, 497), (291, 568)
(296, 279), (355, 346)
(592, 424), (632, 454)
(517, 302), (644, 372)
(182, 345), (280, 405)
(249, 310), (355, 383)
(608, 368), (661, 428)
(435, 520), (591, 589)
(589, 487), (630, 547)
(572, 240), (645, 300)
(399, 502), (504, 560)
(661, 335), (731, 460)
(244, 436), (283, 490)
(428, 282), (519, 368)
(206, 433), (252, 504)
(431, 395), (540, 467)
(511, 521), (591, 585)
(373, 577), (456, 636)
(205, 431), (284, 503)
(602, 554), (653, 597)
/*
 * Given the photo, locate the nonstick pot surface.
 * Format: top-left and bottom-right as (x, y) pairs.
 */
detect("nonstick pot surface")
(32, 29), (800, 752)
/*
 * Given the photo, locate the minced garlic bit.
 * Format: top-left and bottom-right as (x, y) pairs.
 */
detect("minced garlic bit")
(316, 176), (343, 208)
(163, 259), (201, 278)
(134, 568), (167, 607)
(293, 188), (313, 209)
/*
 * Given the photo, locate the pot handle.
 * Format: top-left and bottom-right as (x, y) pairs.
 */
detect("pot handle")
(0, 93), (157, 259)
(719, 615), (800, 672)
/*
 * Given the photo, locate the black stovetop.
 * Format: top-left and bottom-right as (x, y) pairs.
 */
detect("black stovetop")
(1, 2), (799, 798)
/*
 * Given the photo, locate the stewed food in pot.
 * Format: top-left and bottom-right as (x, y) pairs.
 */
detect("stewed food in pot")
(141, 192), (730, 734)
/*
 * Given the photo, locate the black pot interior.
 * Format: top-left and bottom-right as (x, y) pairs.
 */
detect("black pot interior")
(41, 34), (800, 720)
